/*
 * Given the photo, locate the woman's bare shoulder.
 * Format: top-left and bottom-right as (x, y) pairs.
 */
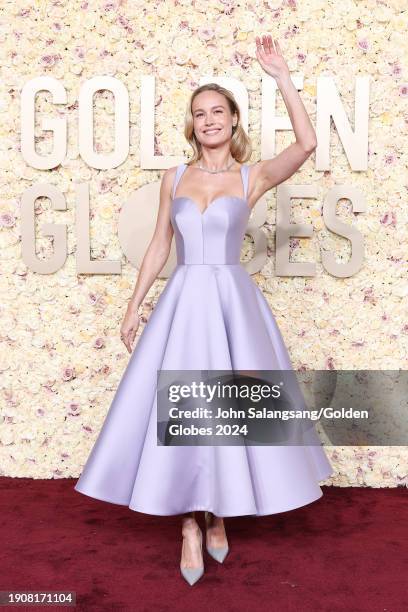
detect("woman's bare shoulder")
(161, 165), (178, 186)
(245, 161), (262, 177)
(159, 166), (180, 202)
(163, 165), (179, 179)
(245, 161), (267, 210)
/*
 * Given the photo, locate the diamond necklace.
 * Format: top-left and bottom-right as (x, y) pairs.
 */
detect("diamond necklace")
(197, 158), (236, 174)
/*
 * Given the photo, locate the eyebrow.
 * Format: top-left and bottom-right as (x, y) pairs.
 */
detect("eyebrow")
(193, 105), (225, 113)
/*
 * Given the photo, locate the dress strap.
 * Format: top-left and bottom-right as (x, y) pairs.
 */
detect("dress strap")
(172, 163), (187, 199)
(241, 164), (249, 200)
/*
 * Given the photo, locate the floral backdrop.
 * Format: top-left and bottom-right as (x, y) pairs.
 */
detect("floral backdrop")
(0, 0), (407, 487)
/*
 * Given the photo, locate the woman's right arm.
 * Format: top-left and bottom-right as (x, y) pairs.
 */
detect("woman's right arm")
(120, 166), (177, 353)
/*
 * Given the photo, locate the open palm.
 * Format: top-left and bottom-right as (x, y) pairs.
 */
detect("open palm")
(255, 35), (290, 80)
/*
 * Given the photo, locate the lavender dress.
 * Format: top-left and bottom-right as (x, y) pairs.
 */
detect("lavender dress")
(74, 163), (333, 516)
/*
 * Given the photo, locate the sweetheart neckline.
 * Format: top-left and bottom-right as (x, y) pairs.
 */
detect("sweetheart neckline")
(172, 195), (250, 216)
(172, 163), (249, 216)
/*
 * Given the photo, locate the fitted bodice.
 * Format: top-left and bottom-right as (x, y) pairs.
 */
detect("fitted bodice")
(170, 163), (250, 265)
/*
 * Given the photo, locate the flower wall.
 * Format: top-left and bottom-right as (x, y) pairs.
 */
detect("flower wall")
(0, 0), (407, 485)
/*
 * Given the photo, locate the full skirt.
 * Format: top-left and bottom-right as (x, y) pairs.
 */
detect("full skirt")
(74, 264), (333, 516)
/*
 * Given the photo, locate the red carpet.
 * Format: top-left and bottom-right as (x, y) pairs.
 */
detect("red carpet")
(1, 478), (407, 611)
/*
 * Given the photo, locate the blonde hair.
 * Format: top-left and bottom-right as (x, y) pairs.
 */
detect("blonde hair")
(183, 83), (252, 165)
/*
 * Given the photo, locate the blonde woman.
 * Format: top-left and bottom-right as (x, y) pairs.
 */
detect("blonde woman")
(75, 35), (333, 586)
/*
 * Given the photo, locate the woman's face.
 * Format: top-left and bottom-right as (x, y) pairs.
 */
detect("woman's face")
(191, 91), (237, 148)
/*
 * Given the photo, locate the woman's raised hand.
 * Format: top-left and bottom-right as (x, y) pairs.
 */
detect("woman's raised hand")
(255, 34), (290, 80)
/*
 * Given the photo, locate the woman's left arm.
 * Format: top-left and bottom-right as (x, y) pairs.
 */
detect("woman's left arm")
(251, 35), (317, 200)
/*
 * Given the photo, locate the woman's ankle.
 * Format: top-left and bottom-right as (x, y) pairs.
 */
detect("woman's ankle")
(181, 515), (200, 536)
(205, 512), (224, 528)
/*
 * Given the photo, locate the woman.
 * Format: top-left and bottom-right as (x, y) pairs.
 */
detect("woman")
(75, 35), (333, 585)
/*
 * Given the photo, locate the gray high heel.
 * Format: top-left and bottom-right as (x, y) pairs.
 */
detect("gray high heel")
(180, 528), (204, 586)
(207, 543), (229, 563)
(205, 511), (229, 563)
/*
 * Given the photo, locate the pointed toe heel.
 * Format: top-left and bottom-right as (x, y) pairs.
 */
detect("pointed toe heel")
(206, 544), (229, 563)
(180, 528), (204, 586)
(180, 565), (204, 586)
(205, 511), (229, 563)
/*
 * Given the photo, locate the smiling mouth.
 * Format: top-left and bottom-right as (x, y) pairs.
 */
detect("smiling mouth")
(204, 129), (221, 135)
